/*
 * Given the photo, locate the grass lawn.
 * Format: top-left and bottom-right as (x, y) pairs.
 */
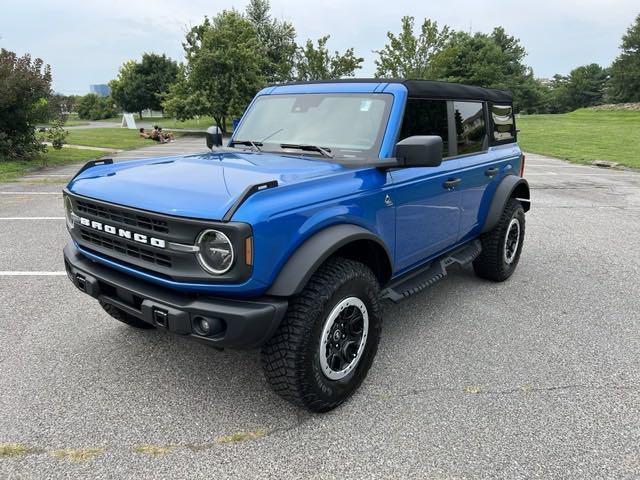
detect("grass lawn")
(152, 116), (217, 130)
(92, 115), (231, 131)
(65, 128), (155, 150)
(41, 114), (89, 127)
(517, 109), (640, 169)
(0, 148), (105, 182)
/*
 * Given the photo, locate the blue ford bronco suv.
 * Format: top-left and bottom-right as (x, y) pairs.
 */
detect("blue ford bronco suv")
(63, 79), (530, 412)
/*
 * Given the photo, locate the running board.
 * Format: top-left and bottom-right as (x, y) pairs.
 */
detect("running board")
(381, 240), (482, 303)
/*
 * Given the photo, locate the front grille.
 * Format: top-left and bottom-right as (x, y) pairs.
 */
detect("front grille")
(67, 190), (252, 283)
(80, 228), (172, 268)
(76, 200), (169, 234)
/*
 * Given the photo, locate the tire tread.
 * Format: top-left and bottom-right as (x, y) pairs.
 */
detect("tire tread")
(261, 257), (381, 412)
(473, 198), (525, 282)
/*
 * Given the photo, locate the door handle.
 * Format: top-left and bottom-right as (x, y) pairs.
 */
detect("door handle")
(485, 167), (499, 177)
(443, 178), (461, 189)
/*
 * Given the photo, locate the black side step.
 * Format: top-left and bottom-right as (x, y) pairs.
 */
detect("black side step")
(382, 240), (482, 303)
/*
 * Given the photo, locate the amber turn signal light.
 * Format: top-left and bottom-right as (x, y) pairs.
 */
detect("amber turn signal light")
(245, 237), (253, 266)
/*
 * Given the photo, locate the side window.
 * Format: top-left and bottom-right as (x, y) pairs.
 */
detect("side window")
(399, 99), (449, 157)
(452, 101), (487, 155)
(490, 104), (515, 143)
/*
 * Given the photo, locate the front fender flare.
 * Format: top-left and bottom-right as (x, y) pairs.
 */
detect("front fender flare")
(481, 175), (530, 234)
(266, 224), (391, 297)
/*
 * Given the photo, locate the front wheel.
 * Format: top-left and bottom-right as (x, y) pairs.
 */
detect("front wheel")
(473, 198), (526, 282)
(261, 257), (382, 412)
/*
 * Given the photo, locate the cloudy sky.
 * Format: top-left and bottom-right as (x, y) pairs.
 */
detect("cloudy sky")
(2, 0), (637, 94)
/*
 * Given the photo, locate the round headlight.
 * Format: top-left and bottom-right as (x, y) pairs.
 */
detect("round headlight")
(196, 229), (234, 275)
(64, 196), (74, 229)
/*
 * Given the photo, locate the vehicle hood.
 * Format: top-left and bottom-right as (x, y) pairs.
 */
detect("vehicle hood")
(67, 151), (350, 220)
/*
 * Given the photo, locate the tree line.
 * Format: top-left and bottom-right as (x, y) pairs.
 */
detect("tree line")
(109, 5), (640, 130)
(1, 3), (639, 161)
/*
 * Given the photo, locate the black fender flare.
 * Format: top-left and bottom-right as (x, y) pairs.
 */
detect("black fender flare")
(266, 224), (392, 297)
(481, 175), (530, 234)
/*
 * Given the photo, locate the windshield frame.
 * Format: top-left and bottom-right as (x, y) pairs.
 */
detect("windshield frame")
(230, 92), (394, 161)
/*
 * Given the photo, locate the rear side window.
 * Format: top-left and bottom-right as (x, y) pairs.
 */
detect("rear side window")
(490, 104), (516, 143)
(452, 101), (487, 155)
(399, 99), (449, 157)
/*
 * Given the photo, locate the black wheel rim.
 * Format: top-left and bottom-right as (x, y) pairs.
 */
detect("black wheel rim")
(503, 217), (521, 265)
(319, 297), (369, 380)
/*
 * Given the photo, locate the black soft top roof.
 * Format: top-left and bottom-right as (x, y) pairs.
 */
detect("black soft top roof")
(278, 78), (513, 104)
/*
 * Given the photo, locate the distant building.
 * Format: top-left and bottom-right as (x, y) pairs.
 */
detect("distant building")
(89, 84), (110, 97)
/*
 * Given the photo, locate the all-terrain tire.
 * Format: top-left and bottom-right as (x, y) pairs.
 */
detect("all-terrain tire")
(99, 300), (155, 329)
(473, 198), (526, 282)
(261, 257), (382, 412)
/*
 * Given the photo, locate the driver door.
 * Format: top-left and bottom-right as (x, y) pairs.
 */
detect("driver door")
(391, 98), (462, 272)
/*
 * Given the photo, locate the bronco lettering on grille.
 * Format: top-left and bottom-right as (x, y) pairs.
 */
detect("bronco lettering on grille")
(79, 216), (166, 248)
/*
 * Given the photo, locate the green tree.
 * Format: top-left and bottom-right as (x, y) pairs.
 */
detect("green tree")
(48, 93), (76, 123)
(430, 28), (543, 112)
(0, 49), (52, 161)
(608, 14), (640, 103)
(75, 94), (116, 120)
(374, 16), (451, 78)
(246, 0), (297, 82)
(293, 35), (363, 81)
(570, 64), (608, 107)
(543, 74), (571, 113)
(552, 64), (609, 112)
(110, 53), (178, 117)
(163, 10), (264, 132)
(109, 61), (145, 117)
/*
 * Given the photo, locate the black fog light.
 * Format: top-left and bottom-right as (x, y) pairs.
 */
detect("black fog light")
(193, 316), (225, 337)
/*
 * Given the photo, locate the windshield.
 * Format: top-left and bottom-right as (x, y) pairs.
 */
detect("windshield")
(232, 93), (393, 159)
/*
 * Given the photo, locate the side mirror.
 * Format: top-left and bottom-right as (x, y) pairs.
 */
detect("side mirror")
(206, 126), (223, 149)
(395, 135), (443, 168)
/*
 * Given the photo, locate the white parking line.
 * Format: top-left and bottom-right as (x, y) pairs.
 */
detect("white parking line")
(0, 271), (66, 276)
(0, 217), (64, 220)
(0, 192), (62, 195)
(525, 173), (625, 176)
(23, 174), (72, 177)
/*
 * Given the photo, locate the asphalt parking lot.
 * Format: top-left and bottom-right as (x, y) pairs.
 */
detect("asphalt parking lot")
(1, 150), (639, 479)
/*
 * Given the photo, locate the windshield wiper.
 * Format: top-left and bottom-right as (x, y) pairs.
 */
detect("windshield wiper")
(280, 144), (334, 158)
(229, 139), (263, 152)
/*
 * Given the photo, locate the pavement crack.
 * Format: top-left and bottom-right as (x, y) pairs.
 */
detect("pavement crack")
(369, 383), (638, 399)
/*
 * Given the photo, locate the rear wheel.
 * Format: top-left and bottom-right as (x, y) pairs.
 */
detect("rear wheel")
(261, 257), (382, 412)
(473, 198), (525, 281)
(99, 300), (155, 329)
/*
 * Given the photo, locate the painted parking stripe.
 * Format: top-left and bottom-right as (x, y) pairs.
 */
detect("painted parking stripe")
(525, 173), (626, 176)
(0, 217), (64, 220)
(0, 271), (66, 276)
(22, 174), (72, 178)
(0, 192), (62, 195)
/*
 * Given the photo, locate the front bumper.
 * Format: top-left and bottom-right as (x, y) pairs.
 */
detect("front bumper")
(63, 242), (288, 349)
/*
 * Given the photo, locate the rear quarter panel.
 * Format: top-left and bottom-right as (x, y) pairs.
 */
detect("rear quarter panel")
(457, 143), (522, 243)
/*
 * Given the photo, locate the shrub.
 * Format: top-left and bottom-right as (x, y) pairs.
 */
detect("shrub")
(0, 49), (52, 161)
(46, 120), (68, 149)
(76, 94), (116, 120)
